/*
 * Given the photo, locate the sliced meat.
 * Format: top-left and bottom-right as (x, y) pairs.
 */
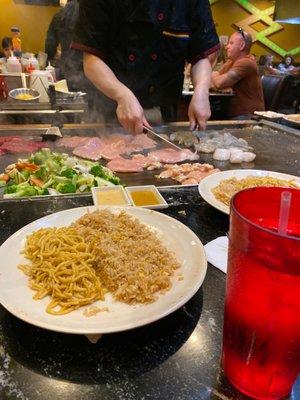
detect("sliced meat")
(100, 137), (128, 160)
(0, 136), (22, 145)
(148, 148), (199, 163)
(1, 139), (44, 154)
(57, 136), (90, 148)
(73, 137), (106, 161)
(106, 157), (144, 172)
(0, 148), (6, 155)
(124, 134), (157, 154)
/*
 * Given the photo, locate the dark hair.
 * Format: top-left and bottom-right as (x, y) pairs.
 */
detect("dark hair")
(1, 37), (13, 49)
(284, 55), (294, 65)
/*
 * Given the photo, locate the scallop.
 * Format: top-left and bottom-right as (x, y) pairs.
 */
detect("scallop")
(213, 148), (231, 161)
(242, 152), (256, 163)
(230, 152), (244, 163)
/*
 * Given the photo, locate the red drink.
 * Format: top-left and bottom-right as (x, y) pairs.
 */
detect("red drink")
(222, 187), (300, 400)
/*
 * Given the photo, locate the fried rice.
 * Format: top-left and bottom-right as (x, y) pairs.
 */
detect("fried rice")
(72, 210), (180, 304)
(212, 175), (299, 206)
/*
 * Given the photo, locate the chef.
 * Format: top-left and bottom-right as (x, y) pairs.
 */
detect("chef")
(71, 0), (219, 134)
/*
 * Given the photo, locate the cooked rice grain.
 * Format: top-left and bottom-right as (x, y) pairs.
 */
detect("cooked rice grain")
(73, 210), (180, 304)
(212, 175), (299, 206)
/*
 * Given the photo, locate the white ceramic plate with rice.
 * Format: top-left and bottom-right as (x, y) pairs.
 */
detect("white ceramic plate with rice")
(0, 206), (207, 335)
(198, 169), (300, 215)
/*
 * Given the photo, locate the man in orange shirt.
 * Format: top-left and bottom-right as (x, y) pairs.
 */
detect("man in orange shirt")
(211, 29), (264, 119)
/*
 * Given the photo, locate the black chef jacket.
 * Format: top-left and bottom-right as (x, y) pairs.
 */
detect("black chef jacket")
(72, 0), (219, 113)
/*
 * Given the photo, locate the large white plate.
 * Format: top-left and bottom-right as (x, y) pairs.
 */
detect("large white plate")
(0, 206), (206, 335)
(198, 169), (300, 215)
(283, 114), (300, 126)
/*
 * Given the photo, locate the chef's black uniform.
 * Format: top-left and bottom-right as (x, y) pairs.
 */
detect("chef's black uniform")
(72, 0), (219, 122)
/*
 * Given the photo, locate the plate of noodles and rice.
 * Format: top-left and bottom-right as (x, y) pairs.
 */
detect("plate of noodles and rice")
(0, 206), (207, 334)
(199, 169), (300, 214)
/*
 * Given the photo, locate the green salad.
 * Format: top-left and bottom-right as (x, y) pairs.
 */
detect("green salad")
(0, 148), (120, 198)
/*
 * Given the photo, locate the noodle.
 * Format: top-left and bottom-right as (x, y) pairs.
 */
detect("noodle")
(212, 175), (299, 206)
(19, 210), (180, 315)
(19, 227), (105, 315)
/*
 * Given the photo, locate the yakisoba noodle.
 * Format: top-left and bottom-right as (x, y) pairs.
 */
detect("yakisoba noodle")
(19, 227), (105, 315)
(19, 210), (180, 315)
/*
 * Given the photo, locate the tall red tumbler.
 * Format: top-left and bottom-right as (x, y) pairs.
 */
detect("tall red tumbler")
(222, 187), (300, 400)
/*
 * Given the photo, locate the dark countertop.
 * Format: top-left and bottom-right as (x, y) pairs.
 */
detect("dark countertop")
(0, 187), (299, 400)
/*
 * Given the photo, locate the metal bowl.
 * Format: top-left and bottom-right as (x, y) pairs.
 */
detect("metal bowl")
(8, 88), (40, 101)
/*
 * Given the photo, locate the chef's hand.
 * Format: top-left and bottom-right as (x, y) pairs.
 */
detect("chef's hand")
(188, 88), (211, 131)
(116, 89), (151, 135)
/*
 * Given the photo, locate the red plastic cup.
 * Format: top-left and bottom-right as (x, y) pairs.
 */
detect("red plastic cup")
(222, 187), (300, 400)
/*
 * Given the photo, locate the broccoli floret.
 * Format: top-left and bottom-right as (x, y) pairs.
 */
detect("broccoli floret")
(4, 184), (18, 194)
(56, 182), (76, 194)
(6, 184), (38, 197)
(90, 165), (120, 185)
(90, 165), (104, 177)
(20, 186), (38, 197)
(60, 168), (77, 179)
(108, 175), (120, 185)
(34, 186), (48, 196)
(34, 166), (48, 180)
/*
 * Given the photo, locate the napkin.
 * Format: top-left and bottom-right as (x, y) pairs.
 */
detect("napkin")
(204, 236), (228, 273)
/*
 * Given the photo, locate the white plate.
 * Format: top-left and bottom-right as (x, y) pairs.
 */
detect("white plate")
(0, 206), (206, 335)
(283, 114), (300, 126)
(198, 169), (300, 215)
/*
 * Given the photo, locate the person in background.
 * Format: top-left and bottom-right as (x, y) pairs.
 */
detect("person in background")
(45, 0), (85, 91)
(211, 28), (264, 120)
(0, 37), (13, 72)
(71, 0), (220, 134)
(1, 37), (13, 59)
(277, 55), (299, 75)
(257, 54), (278, 76)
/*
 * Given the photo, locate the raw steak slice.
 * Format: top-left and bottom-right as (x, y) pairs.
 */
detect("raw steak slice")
(73, 137), (106, 161)
(148, 148), (199, 163)
(1, 139), (44, 154)
(57, 136), (90, 148)
(0, 136), (22, 145)
(124, 134), (157, 154)
(0, 148), (6, 155)
(100, 138), (128, 160)
(106, 157), (144, 172)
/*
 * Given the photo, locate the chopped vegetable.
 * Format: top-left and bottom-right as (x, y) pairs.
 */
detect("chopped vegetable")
(56, 182), (76, 194)
(1, 149), (121, 198)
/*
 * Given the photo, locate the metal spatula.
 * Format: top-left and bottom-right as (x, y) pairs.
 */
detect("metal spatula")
(143, 126), (182, 150)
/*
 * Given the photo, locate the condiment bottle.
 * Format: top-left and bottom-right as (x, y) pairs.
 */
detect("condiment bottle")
(26, 63), (36, 74)
(6, 54), (22, 73)
(28, 54), (40, 70)
(46, 61), (56, 82)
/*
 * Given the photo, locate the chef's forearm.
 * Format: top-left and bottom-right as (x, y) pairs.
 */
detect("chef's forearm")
(83, 53), (131, 102)
(191, 58), (212, 96)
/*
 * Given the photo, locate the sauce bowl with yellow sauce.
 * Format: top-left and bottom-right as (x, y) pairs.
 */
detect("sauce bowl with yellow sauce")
(9, 88), (40, 101)
(125, 186), (168, 209)
(92, 186), (132, 207)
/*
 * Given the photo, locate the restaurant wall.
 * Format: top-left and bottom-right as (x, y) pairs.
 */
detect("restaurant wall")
(211, 0), (300, 62)
(0, 0), (299, 62)
(0, 0), (59, 55)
